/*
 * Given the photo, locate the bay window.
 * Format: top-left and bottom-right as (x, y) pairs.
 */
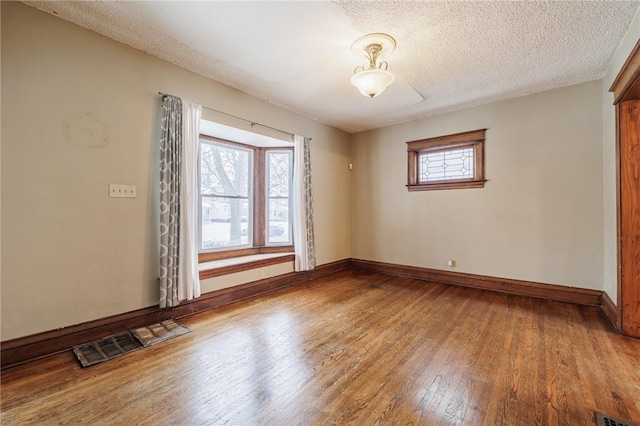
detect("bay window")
(199, 135), (293, 260)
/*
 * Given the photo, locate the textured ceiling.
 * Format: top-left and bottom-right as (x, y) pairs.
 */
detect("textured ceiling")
(24, 1), (640, 134)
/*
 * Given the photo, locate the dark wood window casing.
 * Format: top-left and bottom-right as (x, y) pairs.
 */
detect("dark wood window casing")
(198, 135), (293, 263)
(407, 129), (487, 191)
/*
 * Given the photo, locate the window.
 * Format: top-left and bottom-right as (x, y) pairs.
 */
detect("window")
(266, 150), (293, 245)
(199, 140), (252, 249)
(199, 135), (293, 257)
(406, 129), (486, 191)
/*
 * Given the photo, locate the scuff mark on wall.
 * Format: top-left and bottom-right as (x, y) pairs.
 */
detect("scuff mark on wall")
(64, 113), (108, 148)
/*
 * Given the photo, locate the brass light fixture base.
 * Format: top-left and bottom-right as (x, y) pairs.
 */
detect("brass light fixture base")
(351, 33), (397, 62)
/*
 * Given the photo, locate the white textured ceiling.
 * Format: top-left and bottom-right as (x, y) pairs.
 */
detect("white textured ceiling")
(23, 1), (640, 134)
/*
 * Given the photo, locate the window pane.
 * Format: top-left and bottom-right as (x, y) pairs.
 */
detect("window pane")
(200, 142), (251, 197)
(267, 198), (290, 244)
(418, 147), (474, 182)
(201, 196), (250, 249)
(267, 151), (291, 197)
(266, 150), (292, 245)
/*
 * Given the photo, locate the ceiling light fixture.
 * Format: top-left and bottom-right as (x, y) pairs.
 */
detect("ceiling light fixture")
(350, 33), (396, 99)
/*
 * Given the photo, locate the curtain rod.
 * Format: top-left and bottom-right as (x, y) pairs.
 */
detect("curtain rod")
(159, 92), (310, 141)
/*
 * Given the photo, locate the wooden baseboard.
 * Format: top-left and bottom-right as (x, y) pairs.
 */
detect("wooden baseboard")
(0, 259), (350, 370)
(1, 257), (609, 369)
(351, 258), (602, 306)
(601, 291), (620, 331)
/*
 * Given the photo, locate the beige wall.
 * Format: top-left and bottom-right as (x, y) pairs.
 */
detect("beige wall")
(601, 9), (640, 304)
(351, 81), (604, 290)
(0, 2), (351, 340)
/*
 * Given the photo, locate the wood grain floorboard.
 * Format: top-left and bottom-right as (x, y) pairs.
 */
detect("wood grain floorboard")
(1, 270), (639, 425)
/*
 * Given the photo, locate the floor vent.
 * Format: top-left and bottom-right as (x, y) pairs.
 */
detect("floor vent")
(595, 412), (636, 426)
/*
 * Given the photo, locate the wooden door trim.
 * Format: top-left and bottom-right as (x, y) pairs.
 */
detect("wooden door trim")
(610, 39), (640, 337)
(610, 40), (640, 103)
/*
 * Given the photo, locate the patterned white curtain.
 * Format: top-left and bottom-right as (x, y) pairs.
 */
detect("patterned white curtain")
(159, 95), (202, 308)
(178, 101), (202, 301)
(292, 135), (316, 271)
(159, 95), (182, 307)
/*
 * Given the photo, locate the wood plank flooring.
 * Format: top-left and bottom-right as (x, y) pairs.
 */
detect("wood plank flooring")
(2, 270), (639, 425)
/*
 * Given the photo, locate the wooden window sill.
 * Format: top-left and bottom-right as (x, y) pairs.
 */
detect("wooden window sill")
(199, 245), (294, 263)
(406, 180), (486, 191)
(199, 252), (295, 280)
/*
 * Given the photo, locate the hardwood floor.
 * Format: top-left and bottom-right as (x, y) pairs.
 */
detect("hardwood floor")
(2, 270), (639, 425)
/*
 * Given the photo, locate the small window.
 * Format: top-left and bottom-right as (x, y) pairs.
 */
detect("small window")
(407, 129), (486, 191)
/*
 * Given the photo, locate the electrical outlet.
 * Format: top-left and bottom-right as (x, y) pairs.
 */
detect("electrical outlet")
(109, 184), (137, 198)
(447, 260), (456, 269)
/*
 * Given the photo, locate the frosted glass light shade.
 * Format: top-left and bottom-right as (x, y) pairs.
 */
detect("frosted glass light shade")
(351, 69), (395, 98)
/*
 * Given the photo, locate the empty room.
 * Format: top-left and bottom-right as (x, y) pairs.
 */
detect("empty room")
(2, 1), (640, 425)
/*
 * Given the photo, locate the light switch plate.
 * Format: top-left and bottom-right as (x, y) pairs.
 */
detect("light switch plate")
(109, 184), (136, 198)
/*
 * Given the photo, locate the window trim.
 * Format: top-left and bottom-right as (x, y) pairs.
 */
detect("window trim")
(198, 134), (293, 263)
(199, 245), (294, 263)
(406, 129), (486, 191)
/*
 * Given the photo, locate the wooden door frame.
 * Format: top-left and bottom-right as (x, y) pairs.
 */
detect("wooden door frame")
(609, 39), (640, 337)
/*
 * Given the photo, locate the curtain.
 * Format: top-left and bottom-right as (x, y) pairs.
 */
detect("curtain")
(292, 135), (316, 271)
(178, 100), (202, 301)
(159, 95), (202, 308)
(159, 95), (182, 308)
